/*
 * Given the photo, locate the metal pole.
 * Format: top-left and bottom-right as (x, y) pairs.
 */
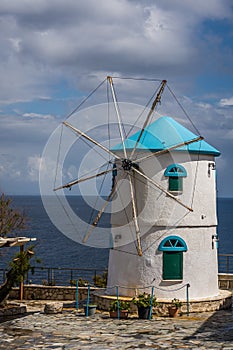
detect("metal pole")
(186, 283), (190, 316)
(86, 285), (90, 317)
(19, 245), (24, 301)
(70, 270), (73, 286)
(76, 280), (79, 310)
(94, 270), (97, 286)
(48, 268), (50, 285)
(149, 286), (155, 320)
(116, 286), (120, 320)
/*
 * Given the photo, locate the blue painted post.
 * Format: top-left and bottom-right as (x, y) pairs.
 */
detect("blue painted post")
(149, 286), (155, 320)
(86, 285), (90, 317)
(186, 283), (190, 316)
(76, 280), (79, 310)
(116, 286), (120, 320)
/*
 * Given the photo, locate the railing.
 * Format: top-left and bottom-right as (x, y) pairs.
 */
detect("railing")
(0, 254), (232, 287)
(218, 254), (233, 274)
(0, 266), (107, 287)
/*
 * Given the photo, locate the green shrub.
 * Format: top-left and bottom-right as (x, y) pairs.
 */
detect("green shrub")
(92, 271), (108, 287)
(132, 293), (157, 308)
(109, 300), (130, 311)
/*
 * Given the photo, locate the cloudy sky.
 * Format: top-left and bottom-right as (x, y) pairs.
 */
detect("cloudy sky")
(0, 0), (233, 197)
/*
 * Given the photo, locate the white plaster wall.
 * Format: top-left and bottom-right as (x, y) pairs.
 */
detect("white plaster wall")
(111, 152), (217, 228)
(107, 227), (219, 299)
(107, 150), (219, 300)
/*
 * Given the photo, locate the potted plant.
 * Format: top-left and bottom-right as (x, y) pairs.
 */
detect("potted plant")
(168, 298), (183, 318)
(109, 300), (130, 319)
(132, 293), (157, 319)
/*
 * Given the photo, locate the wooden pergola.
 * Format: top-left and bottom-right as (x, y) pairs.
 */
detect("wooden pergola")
(0, 237), (36, 300)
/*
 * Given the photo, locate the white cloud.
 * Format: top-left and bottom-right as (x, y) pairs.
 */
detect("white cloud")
(197, 103), (212, 109)
(22, 112), (54, 120)
(219, 97), (233, 107)
(0, 0), (232, 196)
(27, 155), (42, 182)
(0, 0), (231, 105)
(0, 155), (21, 180)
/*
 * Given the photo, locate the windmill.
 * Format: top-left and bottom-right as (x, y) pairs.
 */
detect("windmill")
(53, 76), (203, 257)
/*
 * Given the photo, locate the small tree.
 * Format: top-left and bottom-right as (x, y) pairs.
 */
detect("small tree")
(0, 193), (35, 304)
(0, 248), (35, 303)
(0, 193), (26, 237)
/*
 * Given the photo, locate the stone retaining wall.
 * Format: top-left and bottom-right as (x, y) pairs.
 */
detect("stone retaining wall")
(9, 285), (100, 302)
(8, 274), (233, 302)
(10, 280), (233, 304)
(9, 285), (232, 315)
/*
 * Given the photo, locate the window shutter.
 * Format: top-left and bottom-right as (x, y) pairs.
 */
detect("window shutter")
(163, 251), (183, 280)
(169, 177), (183, 191)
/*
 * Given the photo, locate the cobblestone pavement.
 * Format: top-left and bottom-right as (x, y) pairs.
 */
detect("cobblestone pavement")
(0, 303), (233, 349)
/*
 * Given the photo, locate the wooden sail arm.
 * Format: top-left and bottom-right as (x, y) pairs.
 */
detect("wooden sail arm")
(127, 173), (143, 256)
(133, 167), (193, 212)
(107, 76), (128, 159)
(63, 121), (121, 160)
(130, 79), (167, 159)
(136, 136), (204, 163)
(82, 184), (116, 243)
(53, 168), (114, 191)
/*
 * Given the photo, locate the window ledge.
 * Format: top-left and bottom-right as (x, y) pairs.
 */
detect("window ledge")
(167, 191), (182, 195)
(162, 279), (183, 282)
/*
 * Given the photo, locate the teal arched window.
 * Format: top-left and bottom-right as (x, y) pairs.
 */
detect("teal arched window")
(159, 236), (187, 280)
(164, 164), (187, 192)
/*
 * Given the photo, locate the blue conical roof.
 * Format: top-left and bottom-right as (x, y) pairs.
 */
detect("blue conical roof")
(112, 116), (220, 156)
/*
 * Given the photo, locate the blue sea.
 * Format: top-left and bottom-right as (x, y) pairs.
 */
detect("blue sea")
(0, 195), (110, 271)
(0, 196), (232, 271)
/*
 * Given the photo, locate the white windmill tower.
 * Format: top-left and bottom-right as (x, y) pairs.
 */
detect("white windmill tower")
(53, 76), (221, 302)
(106, 114), (221, 300)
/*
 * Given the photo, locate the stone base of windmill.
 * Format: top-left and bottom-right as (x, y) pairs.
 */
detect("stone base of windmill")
(92, 289), (232, 316)
(155, 289), (232, 316)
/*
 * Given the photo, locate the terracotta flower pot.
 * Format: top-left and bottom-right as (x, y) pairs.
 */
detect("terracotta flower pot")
(109, 310), (129, 319)
(168, 306), (179, 318)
